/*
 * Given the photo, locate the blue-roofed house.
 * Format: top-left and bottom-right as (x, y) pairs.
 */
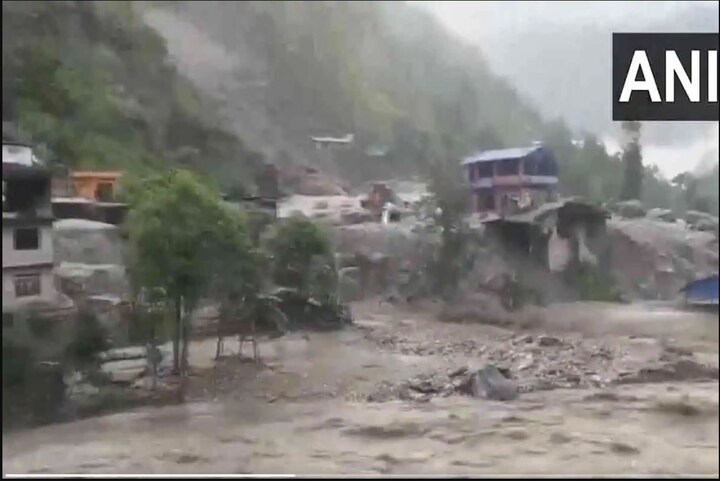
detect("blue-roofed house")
(461, 143), (560, 215)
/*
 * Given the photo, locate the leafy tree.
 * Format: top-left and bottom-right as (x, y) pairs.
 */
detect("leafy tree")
(206, 205), (266, 353)
(65, 309), (111, 367)
(125, 169), (229, 375)
(268, 216), (334, 297)
(426, 139), (476, 299)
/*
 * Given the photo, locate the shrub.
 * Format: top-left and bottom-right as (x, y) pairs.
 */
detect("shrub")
(27, 313), (55, 339)
(565, 262), (621, 302)
(2, 337), (35, 389)
(268, 217), (334, 294)
(66, 310), (110, 366)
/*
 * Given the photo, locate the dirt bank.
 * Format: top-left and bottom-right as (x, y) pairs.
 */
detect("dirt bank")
(2, 300), (718, 475)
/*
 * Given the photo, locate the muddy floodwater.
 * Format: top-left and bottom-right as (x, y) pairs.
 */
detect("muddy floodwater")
(3, 300), (718, 476)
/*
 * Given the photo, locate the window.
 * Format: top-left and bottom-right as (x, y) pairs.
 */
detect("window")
(497, 158), (520, 175)
(95, 182), (114, 201)
(14, 228), (39, 250)
(477, 163), (493, 178)
(15, 274), (41, 297)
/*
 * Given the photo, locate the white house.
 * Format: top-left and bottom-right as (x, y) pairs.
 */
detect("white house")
(2, 142), (59, 312)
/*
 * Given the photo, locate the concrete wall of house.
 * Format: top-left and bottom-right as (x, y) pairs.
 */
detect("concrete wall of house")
(2, 264), (57, 309)
(2, 224), (54, 268)
(548, 220), (606, 272)
(574, 224), (597, 265)
(71, 174), (121, 201)
(548, 227), (572, 272)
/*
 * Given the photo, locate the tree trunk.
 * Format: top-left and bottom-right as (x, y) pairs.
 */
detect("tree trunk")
(180, 300), (189, 376)
(179, 296), (191, 402)
(172, 295), (181, 375)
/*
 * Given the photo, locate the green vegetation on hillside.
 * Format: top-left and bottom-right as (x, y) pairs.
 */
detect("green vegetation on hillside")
(3, 1), (714, 214)
(2, 0), (261, 191)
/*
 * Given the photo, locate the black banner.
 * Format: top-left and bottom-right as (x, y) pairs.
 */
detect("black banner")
(613, 33), (718, 121)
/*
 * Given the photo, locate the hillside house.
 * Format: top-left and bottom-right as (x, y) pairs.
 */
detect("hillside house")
(71, 171), (122, 202)
(2, 142), (60, 312)
(462, 143), (559, 216)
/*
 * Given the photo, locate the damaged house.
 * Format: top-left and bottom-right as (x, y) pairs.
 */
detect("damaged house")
(483, 198), (612, 294)
(483, 198), (611, 271)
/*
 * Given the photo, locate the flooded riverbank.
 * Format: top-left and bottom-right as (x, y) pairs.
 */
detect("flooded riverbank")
(3, 300), (718, 475)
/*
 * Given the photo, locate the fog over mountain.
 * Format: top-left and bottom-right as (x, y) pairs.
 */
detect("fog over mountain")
(417, 0), (719, 177)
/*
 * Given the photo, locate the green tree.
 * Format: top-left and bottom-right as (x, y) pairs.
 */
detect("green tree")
(620, 121), (643, 201)
(268, 216), (334, 297)
(206, 205), (265, 355)
(426, 138), (476, 299)
(125, 169), (228, 376)
(672, 172), (699, 209)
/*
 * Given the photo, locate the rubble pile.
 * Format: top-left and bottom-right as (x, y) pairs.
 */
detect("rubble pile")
(607, 217), (718, 300)
(365, 331), (718, 403)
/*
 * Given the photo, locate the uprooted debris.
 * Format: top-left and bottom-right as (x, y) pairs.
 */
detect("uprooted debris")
(367, 364), (519, 403)
(365, 329), (718, 403)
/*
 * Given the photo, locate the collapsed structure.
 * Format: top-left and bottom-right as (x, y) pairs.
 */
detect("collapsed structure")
(460, 143), (614, 300)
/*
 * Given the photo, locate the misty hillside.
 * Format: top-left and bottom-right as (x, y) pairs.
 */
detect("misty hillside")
(477, 1), (719, 149)
(1, 0), (716, 213)
(140, 1), (556, 183)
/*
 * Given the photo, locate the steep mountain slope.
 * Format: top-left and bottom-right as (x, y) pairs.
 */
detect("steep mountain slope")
(3, 0), (713, 211)
(140, 1), (549, 183)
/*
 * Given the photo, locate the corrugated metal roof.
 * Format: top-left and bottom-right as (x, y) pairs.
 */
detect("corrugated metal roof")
(461, 146), (541, 165)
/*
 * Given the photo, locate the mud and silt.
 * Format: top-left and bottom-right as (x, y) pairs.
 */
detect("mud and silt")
(3, 300), (719, 475)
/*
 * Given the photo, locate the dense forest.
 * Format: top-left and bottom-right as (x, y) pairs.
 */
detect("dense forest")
(2, 1), (717, 213)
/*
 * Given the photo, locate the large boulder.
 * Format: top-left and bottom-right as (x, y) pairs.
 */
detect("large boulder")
(459, 365), (519, 401)
(647, 208), (676, 223)
(684, 210), (716, 226)
(615, 200), (646, 219)
(683, 211), (719, 233)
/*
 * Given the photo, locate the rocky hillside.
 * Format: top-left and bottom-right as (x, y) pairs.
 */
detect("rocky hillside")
(138, 1), (549, 184)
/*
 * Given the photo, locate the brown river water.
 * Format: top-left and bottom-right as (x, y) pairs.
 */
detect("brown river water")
(2, 300), (718, 476)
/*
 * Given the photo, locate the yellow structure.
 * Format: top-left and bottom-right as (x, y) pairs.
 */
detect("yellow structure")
(71, 171), (122, 202)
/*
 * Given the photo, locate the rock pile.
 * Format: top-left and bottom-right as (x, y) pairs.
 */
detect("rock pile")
(366, 330), (718, 403)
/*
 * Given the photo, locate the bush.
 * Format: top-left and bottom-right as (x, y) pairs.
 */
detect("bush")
(268, 217), (334, 294)
(27, 313), (55, 339)
(565, 262), (621, 302)
(65, 310), (110, 365)
(2, 337), (35, 389)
